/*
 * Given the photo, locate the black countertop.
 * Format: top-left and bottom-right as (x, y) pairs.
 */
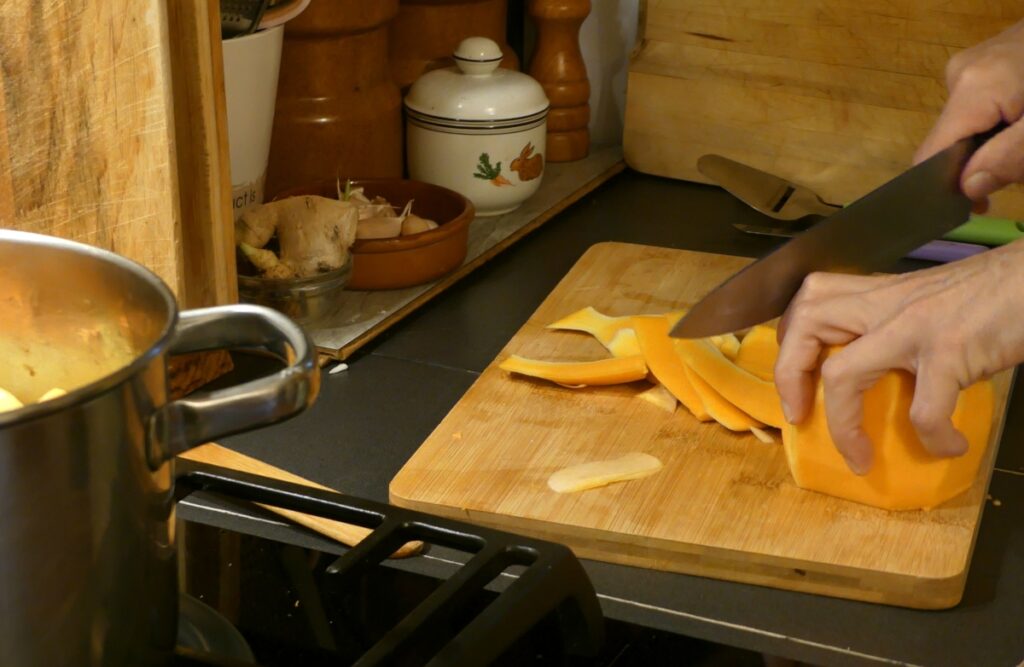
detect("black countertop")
(180, 170), (1024, 667)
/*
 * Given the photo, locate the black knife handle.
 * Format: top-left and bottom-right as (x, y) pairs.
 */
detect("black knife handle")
(973, 121), (1011, 149)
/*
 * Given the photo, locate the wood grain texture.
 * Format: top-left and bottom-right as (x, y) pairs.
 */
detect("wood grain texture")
(165, 0), (238, 307)
(181, 443), (422, 558)
(0, 2), (184, 292)
(528, 0), (591, 162)
(390, 242), (1012, 608)
(623, 1), (1024, 219)
(0, 2), (236, 306)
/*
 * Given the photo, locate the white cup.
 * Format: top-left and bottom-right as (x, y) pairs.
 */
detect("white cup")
(222, 25), (284, 221)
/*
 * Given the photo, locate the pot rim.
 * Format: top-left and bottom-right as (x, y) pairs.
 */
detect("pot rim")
(0, 229), (178, 428)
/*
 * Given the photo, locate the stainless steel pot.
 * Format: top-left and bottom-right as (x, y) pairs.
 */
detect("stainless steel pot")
(0, 230), (320, 666)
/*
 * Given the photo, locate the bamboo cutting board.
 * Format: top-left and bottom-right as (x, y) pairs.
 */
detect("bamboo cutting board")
(390, 242), (1011, 608)
(622, 1), (1024, 220)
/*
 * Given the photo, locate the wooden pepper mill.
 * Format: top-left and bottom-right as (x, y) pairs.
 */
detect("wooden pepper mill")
(266, 0), (403, 196)
(527, 0), (591, 162)
(390, 0), (520, 92)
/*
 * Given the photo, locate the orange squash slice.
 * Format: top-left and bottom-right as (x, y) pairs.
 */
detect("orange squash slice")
(631, 316), (710, 421)
(735, 325), (778, 381)
(548, 307), (686, 358)
(674, 338), (785, 428)
(499, 354), (648, 386)
(684, 366), (763, 432)
(782, 367), (995, 510)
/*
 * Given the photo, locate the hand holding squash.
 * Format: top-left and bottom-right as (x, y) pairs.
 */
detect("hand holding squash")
(775, 240), (1024, 474)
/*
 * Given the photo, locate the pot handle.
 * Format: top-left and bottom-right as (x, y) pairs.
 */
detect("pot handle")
(148, 304), (320, 467)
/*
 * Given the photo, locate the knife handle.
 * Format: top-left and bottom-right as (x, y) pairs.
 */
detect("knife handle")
(906, 239), (987, 263)
(973, 121), (1011, 149)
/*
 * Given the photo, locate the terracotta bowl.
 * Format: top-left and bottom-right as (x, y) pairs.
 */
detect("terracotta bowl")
(271, 179), (474, 290)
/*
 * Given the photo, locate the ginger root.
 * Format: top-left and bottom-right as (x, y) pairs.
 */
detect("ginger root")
(236, 195), (358, 279)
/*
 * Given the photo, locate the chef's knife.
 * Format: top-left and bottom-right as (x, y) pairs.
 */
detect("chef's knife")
(671, 128), (999, 339)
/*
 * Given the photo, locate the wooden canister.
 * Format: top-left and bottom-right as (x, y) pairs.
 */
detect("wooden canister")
(527, 0), (590, 162)
(389, 0), (519, 92)
(266, 0), (402, 195)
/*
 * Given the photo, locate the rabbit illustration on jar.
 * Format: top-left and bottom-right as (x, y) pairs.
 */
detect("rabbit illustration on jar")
(510, 143), (544, 182)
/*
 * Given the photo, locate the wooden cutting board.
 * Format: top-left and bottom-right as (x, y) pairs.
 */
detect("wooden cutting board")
(0, 1), (235, 308)
(390, 242), (1011, 608)
(622, 1), (1024, 220)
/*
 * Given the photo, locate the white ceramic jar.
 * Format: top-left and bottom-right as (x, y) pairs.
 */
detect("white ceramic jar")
(405, 37), (549, 216)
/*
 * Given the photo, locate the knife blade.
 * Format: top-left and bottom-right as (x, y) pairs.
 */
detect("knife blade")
(671, 131), (992, 339)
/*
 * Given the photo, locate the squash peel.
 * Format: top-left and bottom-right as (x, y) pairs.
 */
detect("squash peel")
(499, 354), (648, 386)
(683, 366), (762, 432)
(631, 316), (711, 421)
(674, 338), (785, 428)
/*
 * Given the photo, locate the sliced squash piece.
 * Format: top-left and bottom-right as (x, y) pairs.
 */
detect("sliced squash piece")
(637, 382), (677, 413)
(631, 316), (711, 421)
(499, 354), (648, 386)
(606, 328), (642, 357)
(547, 306), (625, 347)
(674, 338), (785, 428)
(0, 387), (23, 413)
(782, 366), (994, 510)
(548, 452), (663, 493)
(709, 333), (741, 360)
(735, 325), (779, 381)
(683, 366), (763, 432)
(548, 307), (686, 358)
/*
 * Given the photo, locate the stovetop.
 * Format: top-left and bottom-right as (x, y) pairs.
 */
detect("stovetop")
(172, 459), (604, 666)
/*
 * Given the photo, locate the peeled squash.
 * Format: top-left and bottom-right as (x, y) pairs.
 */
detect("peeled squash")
(735, 325), (778, 381)
(547, 307), (685, 358)
(783, 366), (995, 510)
(499, 354), (648, 386)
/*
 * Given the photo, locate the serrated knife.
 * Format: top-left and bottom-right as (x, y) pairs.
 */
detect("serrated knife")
(670, 128), (1001, 339)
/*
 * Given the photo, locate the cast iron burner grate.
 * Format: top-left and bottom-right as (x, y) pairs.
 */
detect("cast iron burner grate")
(172, 459), (604, 666)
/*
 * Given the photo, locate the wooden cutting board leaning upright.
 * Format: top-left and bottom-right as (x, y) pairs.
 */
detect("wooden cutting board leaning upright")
(622, 1), (1024, 220)
(390, 242), (1012, 609)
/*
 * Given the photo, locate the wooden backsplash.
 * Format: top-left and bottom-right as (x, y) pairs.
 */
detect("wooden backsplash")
(624, 1), (1024, 219)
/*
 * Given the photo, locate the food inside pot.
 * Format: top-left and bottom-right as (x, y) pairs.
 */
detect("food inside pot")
(0, 323), (136, 412)
(236, 180), (439, 280)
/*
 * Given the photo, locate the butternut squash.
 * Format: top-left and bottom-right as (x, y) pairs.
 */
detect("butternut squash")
(735, 325), (778, 381)
(499, 354), (648, 386)
(631, 316), (711, 421)
(684, 366), (763, 432)
(674, 338), (785, 428)
(782, 366), (994, 510)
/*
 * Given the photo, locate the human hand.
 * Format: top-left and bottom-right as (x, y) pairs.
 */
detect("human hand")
(915, 20), (1024, 212)
(774, 241), (1024, 474)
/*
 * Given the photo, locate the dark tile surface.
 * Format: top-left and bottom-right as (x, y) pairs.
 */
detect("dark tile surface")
(186, 169), (1024, 666)
(217, 353), (477, 502)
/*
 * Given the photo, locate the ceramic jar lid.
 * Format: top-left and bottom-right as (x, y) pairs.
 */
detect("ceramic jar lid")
(404, 37), (549, 129)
